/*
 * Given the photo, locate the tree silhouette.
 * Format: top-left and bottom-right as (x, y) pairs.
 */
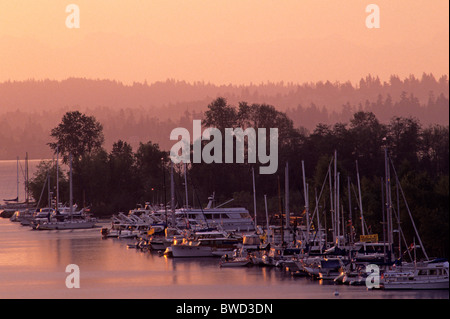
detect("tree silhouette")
(48, 111), (104, 163)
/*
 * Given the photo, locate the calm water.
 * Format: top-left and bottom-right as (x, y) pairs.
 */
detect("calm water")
(0, 160), (448, 299)
(0, 219), (448, 299)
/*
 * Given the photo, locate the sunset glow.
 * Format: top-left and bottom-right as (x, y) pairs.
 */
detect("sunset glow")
(0, 0), (448, 85)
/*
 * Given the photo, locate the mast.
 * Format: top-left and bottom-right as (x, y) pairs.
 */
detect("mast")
(301, 160), (309, 243)
(396, 179), (402, 259)
(384, 146), (393, 259)
(17, 156), (19, 202)
(356, 160), (365, 236)
(170, 161), (176, 226)
(162, 157), (167, 225)
(25, 153), (29, 203)
(329, 161), (335, 244)
(264, 194), (270, 243)
(284, 162), (289, 229)
(381, 177), (387, 263)
(56, 146), (59, 210)
(252, 166), (257, 229)
(347, 176), (353, 245)
(184, 163), (188, 208)
(334, 151), (338, 245)
(69, 152), (73, 218)
(390, 158), (429, 261)
(277, 175), (284, 244)
(336, 170), (340, 246)
(314, 188), (322, 253)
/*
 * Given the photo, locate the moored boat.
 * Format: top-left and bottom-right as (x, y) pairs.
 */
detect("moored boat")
(382, 259), (449, 290)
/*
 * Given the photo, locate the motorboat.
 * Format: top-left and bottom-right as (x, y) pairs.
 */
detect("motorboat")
(219, 256), (252, 268)
(382, 259), (449, 290)
(175, 194), (255, 233)
(168, 230), (241, 258)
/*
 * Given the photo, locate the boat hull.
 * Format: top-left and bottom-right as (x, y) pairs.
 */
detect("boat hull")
(171, 245), (214, 258)
(220, 259), (251, 267)
(383, 279), (449, 290)
(36, 221), (96, 230)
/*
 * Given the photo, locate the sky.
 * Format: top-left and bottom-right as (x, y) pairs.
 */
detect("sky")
(0, 0), (448, 85)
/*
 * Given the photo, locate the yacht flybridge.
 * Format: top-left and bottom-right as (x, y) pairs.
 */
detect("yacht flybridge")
(175, 193), (255, 232)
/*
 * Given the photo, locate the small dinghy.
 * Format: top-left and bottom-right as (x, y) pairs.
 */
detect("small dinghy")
(219, 257), (252, 268)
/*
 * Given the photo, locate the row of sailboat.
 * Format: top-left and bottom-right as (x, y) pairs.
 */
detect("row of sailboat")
(6, 150), (97, 230)
(106, 150), (448, 291)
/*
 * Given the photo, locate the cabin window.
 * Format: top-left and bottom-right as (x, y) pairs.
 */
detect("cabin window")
(221, 214), (229, 219)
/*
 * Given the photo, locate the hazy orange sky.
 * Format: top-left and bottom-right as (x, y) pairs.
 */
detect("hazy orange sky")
(0, 0), (448, 85)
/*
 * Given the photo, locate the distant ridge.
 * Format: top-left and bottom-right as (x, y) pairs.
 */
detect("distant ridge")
(0, 74), (448, 160)
(0, 74), (448, 115)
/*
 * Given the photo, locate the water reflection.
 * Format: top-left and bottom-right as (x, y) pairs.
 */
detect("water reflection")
(0, 219), (448, 299)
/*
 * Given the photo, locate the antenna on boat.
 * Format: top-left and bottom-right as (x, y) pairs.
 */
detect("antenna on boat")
(214, 198), (234, 209)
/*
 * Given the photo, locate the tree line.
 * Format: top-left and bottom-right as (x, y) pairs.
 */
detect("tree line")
(1, 73), (448, 160)
(28, 98), (449, 257)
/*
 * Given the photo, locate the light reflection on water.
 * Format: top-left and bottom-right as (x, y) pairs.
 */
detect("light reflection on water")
(0, 219), (448, 299)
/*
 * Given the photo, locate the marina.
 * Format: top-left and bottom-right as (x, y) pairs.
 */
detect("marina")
(0, 153), (448, 299)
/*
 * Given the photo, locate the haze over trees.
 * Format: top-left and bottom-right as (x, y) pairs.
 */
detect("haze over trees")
(0, 73), (448, 160)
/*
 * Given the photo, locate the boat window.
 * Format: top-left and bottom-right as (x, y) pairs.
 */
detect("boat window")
(221, 214), (230, 219)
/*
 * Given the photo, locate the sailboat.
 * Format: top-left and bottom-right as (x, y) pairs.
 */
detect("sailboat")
(34, 152), (97, 230)
(2, 155), (36, 219)
(379, 146), (449, 290)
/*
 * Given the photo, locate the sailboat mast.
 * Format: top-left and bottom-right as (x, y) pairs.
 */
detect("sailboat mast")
(184, 163), (188, 208)
(170, 161), (176, 226)
(56, 146), (59, 210)
(334, 151), (338, 245)
(301, 160), (309, 243)
(384, 146), (393, 258)
(264, 194), (270, 243)
(347, 176), (353, 245)
(69, 153), (73, 217)
(25, 153), (29, 203)
(252, 166), (257, 229)
(284, 162), (289, 229)
(356, 160), (365, 236)
(329, 162), (335, 244)
(16, 156), (19, 202)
